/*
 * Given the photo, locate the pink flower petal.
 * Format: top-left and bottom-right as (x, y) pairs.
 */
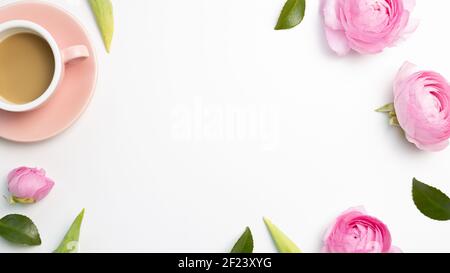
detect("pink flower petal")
(324, 28), (351, 56)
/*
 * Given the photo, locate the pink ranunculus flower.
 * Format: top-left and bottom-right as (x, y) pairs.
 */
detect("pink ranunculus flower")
(323, 207), (400, 253)
(321, 0), (418, 55)
(7, 167), (55, 204)
(393, 62), (450, 152)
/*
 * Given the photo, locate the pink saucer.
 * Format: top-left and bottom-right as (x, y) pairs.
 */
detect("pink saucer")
(0, 1), (97, 143)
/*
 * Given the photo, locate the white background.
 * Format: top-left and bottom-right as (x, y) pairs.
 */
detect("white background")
(0, 0), (450, 253)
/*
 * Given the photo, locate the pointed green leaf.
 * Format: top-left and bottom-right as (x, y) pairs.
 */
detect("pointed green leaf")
(230, 227), (254, 253)
(413, 178), (450, 221)
(0, 214), (41, 246)
(263, 217), (301, 253)
(375, 103), (395, 113)
(89, 0), (114, 53)
(275, 0), (306, 30)
(54, 209), (85, 253)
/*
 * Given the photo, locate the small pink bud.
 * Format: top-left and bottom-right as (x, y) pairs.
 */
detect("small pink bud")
(7, 167), (55, 204)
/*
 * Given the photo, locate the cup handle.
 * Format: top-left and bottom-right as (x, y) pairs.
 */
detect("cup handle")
(61, 45), (90, 64)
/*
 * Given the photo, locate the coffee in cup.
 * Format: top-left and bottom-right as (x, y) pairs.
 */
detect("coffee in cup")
(0, 32), (55, 105)
(0, 20), (89, 112)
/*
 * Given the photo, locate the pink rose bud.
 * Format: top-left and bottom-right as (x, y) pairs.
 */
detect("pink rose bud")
(393, 62), (450, 152)
(7, 167), (55, 204)
(321, 0), (418, 55)
(323, 207), (400, 253)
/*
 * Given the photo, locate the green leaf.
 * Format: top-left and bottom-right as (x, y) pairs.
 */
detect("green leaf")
(89, 0), (114, 53)
(54, 209), (85, 253)
(230, 227), (254, 253)
(389, 116), (400, 127)
(0, 214), (41, 246)
(375, 103), (395, 113)
(412, 178), (450, 221)
(263, 217), (301, 253)
(275, 0), (306, 30)
(376, 103), (401, 127)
